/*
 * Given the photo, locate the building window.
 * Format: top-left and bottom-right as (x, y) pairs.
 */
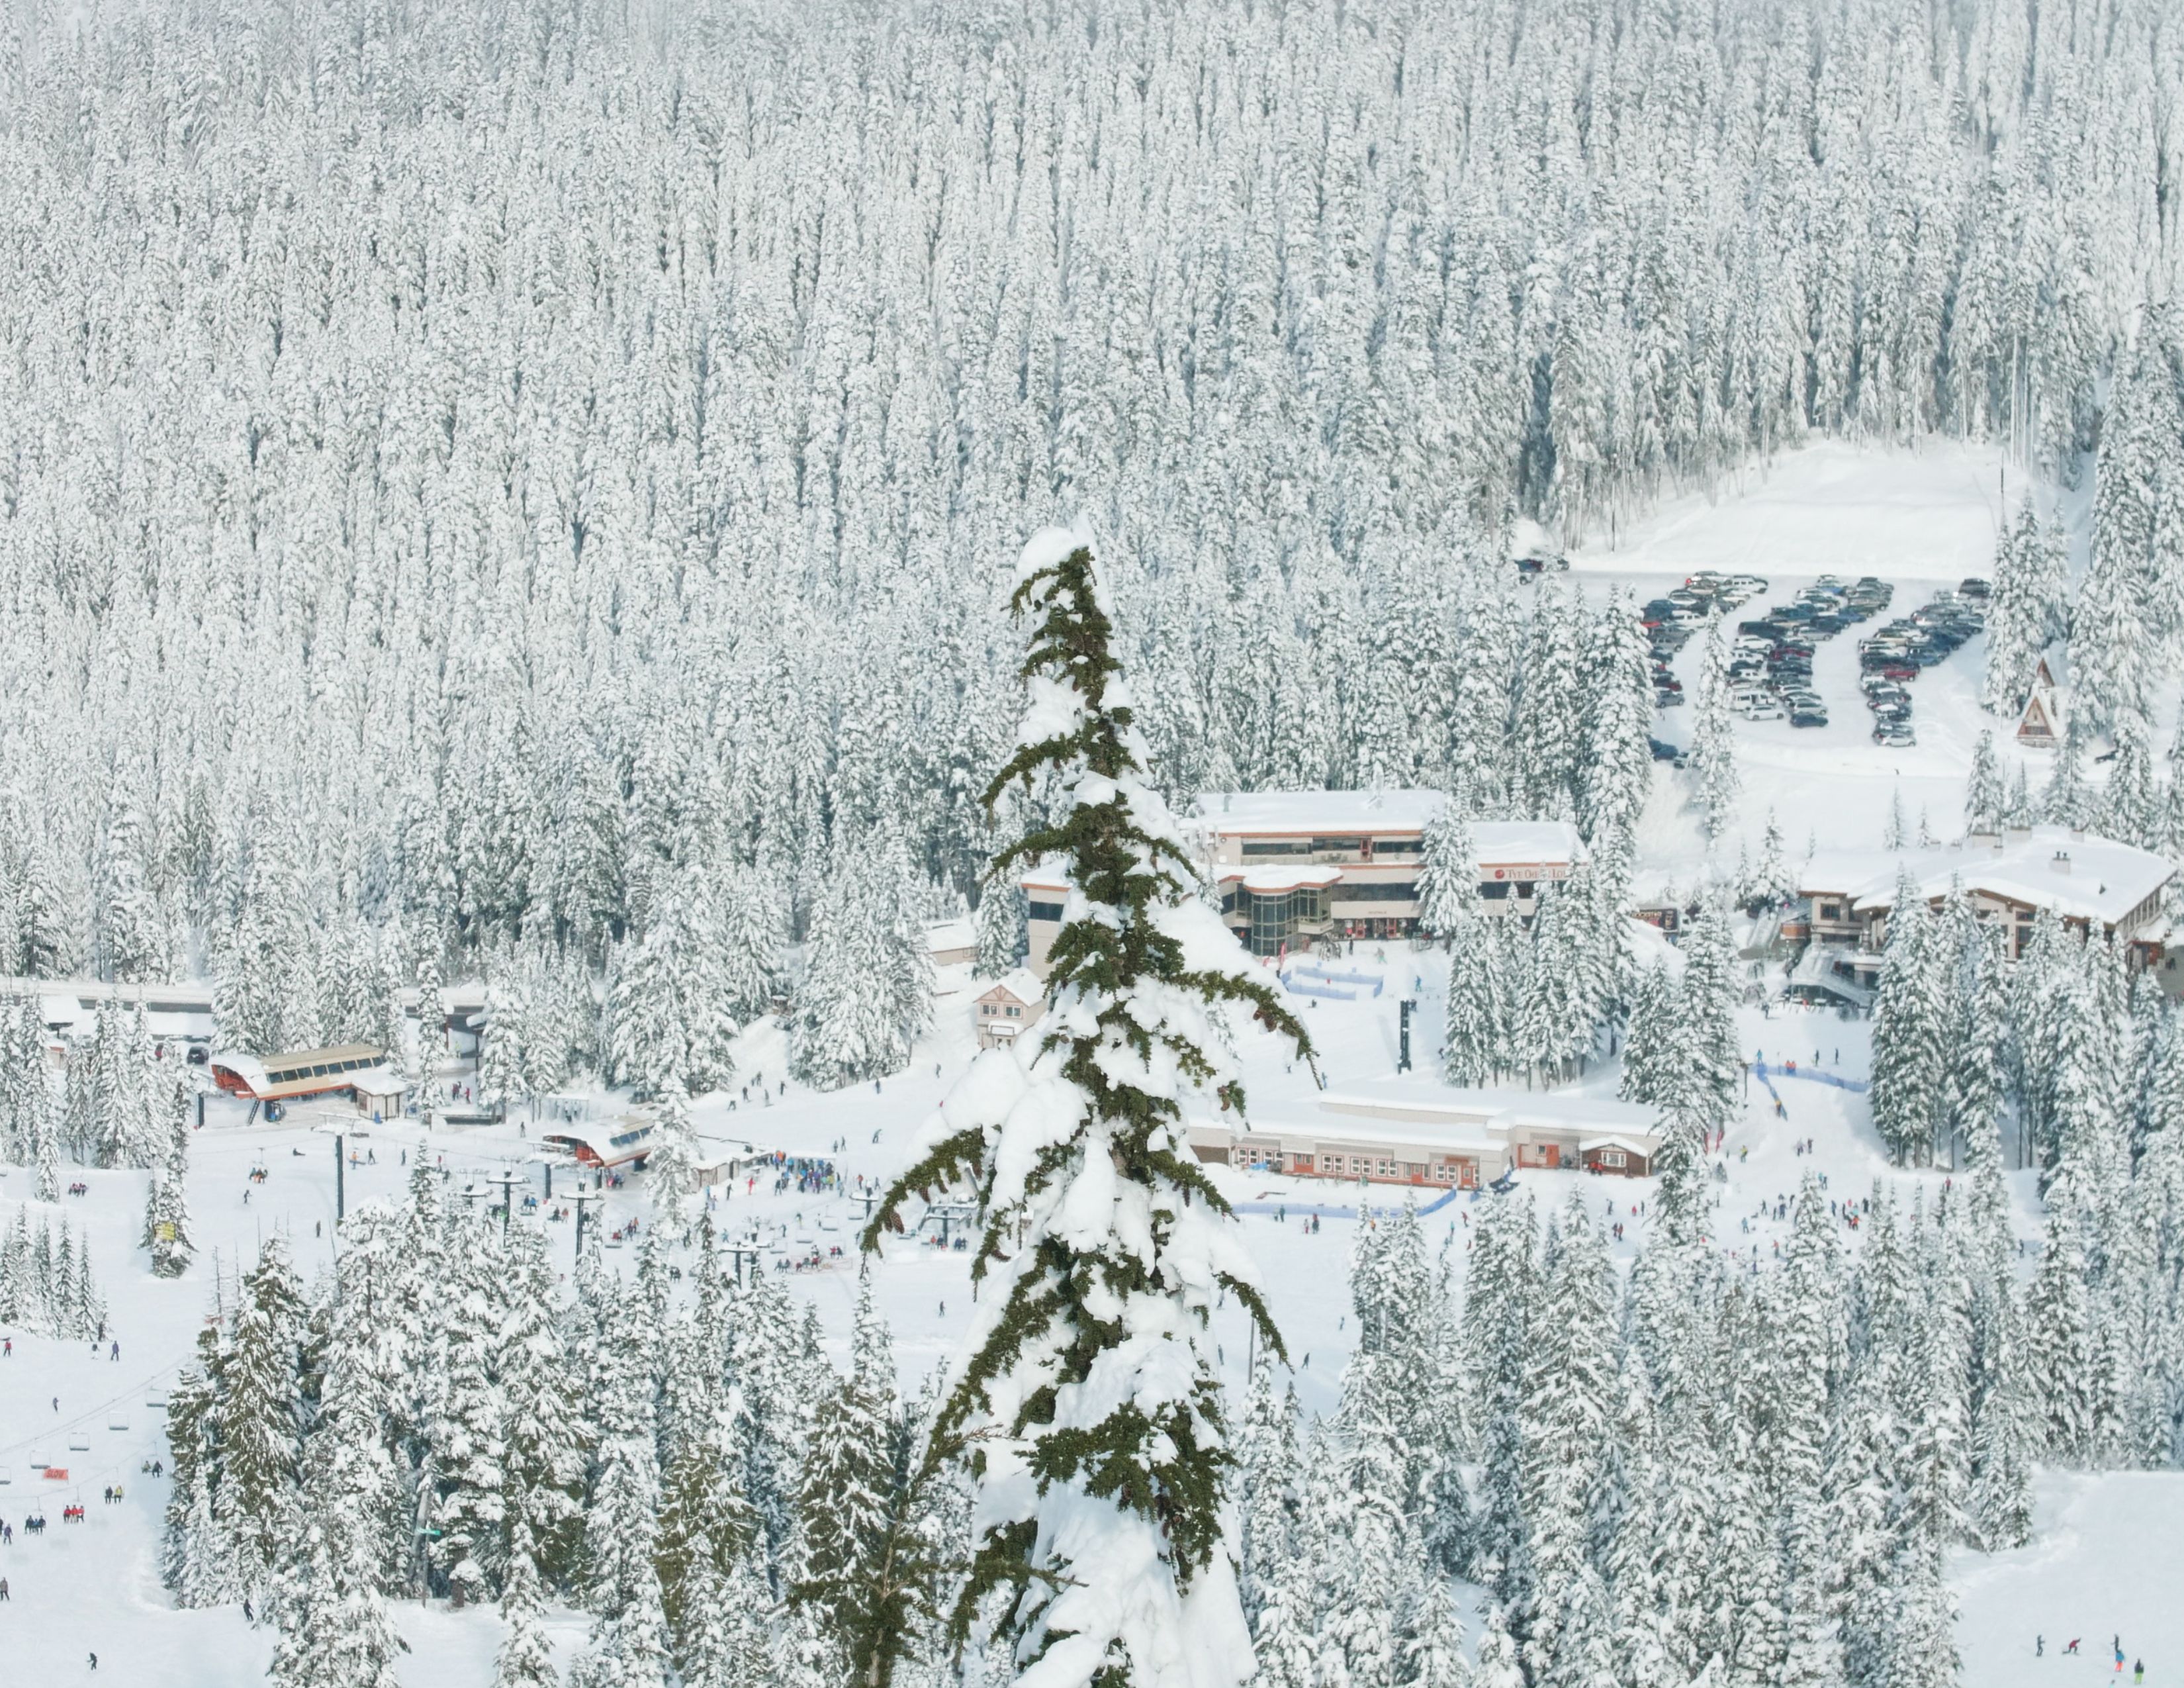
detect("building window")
(1248, 887), (1322, 955)
(1337, 881), (1419, 902)
(1241, 840), (1311, 857)
(1818, 902), (1841, 921)
(1480, 882), (1511, 900)
(1373, 839), (1422, 855)
(1007, 1006), (1021, 1017)
(1600, 1149), (1627, 1169)
(1028, 900), (1064, 923)
(1309, 836), (1365, 854)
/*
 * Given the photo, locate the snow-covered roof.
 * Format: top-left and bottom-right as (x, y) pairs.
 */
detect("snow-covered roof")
(1019, 860), (1071, 893)
(1197, 788), (1446, 834)
(1473, 821), (1587, 867)
(1208, 1114), (1508, 1156)
(1318, 1086), (1662, 1139)
(1199, 1086), (1663, 1158)
(1798, 826), (2173, 929)
(539, 1114), (658, 1156)
(1232, 864), (1345, 892)
(925, 917), (976, 955)
(979, 968), (1045, 1005)
(1191, 790), (1584, 861)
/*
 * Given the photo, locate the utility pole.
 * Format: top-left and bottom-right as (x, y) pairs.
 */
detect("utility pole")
(570, 1188), (604, 1258)
(488, 1169), (524, 1235)
(1398, 998), (1414, 1072)
(334, 1132), (345, 1223)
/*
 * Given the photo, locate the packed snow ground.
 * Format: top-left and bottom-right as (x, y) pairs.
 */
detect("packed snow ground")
(3, 442), (2173, 1681)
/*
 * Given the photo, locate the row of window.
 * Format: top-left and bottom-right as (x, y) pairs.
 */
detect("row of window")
(1335, 881), (1418, 902)
(1040, 880), (1551, 924)
(1239, 837), (1426, 857)
(268, 1056), (379, 1084)
(979, 1003), (1025, 1017)
(1302, 1152), (1477, 1182)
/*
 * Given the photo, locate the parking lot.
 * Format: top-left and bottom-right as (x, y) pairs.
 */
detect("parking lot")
(1639, 569), (1990, 752)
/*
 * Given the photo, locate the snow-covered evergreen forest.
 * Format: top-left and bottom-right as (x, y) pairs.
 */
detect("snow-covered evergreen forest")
(3, 0), (2179, 1024)
(157, 1114), (2184, 1688)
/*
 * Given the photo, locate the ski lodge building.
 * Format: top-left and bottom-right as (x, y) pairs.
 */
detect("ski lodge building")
(1186, 1090), (1663, 1187)
(1021, 790), (1584, 972)
(208, 1043), (409, 1119)
(1796, 825), (2175, 994)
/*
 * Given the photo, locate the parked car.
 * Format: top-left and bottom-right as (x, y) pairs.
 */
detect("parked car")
(1874, 721), (1917, 746)
(1649, 737), (1680, 761)
(1959, 576), (1991, 599)
(1739, 698), (1784, 721)
(1789, 707), (1829, 728)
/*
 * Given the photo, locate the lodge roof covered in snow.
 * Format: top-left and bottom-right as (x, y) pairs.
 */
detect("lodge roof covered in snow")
(1191, 790), (1584, 864)
(1797, 826), (2173, 934)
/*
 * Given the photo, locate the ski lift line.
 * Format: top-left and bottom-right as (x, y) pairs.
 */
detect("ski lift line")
(0, 1357), (191, 1464)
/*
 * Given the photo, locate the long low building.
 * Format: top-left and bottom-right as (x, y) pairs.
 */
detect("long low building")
(1187, 1089), (1663, 1187)
(1023, 790), (1585, 970)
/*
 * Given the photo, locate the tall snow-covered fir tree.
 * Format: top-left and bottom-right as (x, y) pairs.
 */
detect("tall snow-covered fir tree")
(1871, 872), (1947, 1165)
(866, 526), (1315, 1688)
(792, 829), (934, 1091)
(1689, 615), (1740, 841)
(1416, 792), (1477, 943)
(143, 1074), (194, 1278)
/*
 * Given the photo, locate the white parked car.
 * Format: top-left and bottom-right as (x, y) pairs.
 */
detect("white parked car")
(1739, 698), (1784, 721)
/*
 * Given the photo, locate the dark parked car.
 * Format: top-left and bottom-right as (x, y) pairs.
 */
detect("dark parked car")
(1649, 737), (1680, 761)
(1790, 708), (1829, 728)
